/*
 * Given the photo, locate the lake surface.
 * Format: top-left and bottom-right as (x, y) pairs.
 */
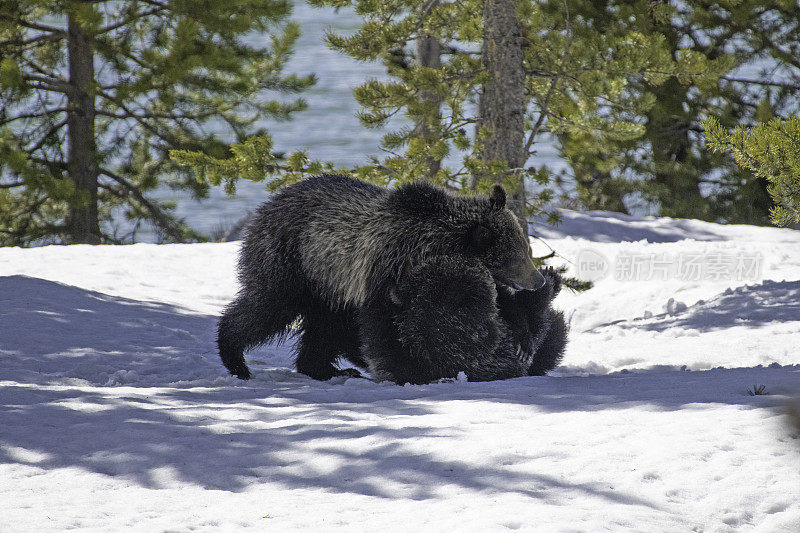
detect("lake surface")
(155, 2), (562, 240)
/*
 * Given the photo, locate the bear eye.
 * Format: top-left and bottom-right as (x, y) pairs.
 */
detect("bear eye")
(466, 223), (495, 255)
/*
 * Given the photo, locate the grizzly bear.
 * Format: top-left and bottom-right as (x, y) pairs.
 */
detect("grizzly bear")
(361, 257), (567, 384)
(217, 174), (546, 381)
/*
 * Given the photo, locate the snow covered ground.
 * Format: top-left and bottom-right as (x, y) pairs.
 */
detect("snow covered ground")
(1, 210), (799, 532)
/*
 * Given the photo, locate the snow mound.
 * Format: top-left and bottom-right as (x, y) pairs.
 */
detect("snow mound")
(605, 279), (800, 332)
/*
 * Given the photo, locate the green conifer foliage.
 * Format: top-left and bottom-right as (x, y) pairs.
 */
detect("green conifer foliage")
(705, 116), (800, 227)
(0, 0), (313, 245)
(566, 0), (800, 225)
(182, 0), (683, 229)
(315, 0), (682, 221)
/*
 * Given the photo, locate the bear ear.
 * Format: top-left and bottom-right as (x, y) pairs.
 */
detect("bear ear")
(489, 185), (506, 211)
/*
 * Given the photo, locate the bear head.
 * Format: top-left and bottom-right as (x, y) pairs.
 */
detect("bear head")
(388, 182), (545, 293)
(463, 185), (545, 292)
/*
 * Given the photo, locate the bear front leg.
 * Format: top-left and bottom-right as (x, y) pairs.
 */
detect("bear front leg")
(527, 310), (568, 376)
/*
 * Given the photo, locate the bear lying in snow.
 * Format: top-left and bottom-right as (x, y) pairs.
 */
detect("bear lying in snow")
(217, 173), (565, 383)
(361, 258), (567, 384)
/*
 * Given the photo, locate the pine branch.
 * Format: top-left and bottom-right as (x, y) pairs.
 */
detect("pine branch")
(96, 109), (216, 121)
(24, 81), (70, 94)
(721, 75), (800, 90)
(0, 16), (66, 36)
(135, 0), (169, 9)
(25, 118), (68, 154)
(0, 109), (68, 125)
(525, 3), (572, 155)
(97, 7), (165, 35)
(442, 45), (481, 55)
(0, 32), (65, 47)
(21, 56), (68, 82)
(27, 156), (66, 168)
(96, 89), (178, 145)
(99, 168), (187, 242)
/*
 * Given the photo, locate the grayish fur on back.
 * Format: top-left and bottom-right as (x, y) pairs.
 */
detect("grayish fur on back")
(250, 174), (506, 309)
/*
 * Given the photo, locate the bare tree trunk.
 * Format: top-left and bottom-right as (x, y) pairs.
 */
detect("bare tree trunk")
(478, 0), (527, 230)
(66, 12), (100, 244)
(415, 2), (442, 180)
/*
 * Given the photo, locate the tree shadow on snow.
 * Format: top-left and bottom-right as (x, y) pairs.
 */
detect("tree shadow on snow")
(3, 366), (796, 509)
(1, 275), (798, 510)
(0, 275), (229, 385)
(1, 383), (671, 509)
(530, 210), (725, 243)
(595, 280), (800, 333)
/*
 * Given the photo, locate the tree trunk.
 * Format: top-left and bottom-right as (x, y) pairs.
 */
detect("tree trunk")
(66, 12), (100, 244)
(478, 0), (527, 231)
(415, 2), (442, 180)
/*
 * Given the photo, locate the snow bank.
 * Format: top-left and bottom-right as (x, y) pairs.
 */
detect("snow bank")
(1, 210), (799, 532)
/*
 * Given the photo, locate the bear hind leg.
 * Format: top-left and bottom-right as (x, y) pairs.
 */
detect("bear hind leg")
(218, 289), (300, 379)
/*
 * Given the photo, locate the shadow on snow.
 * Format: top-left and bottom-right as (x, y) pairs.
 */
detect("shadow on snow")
(530, 210), (726, 243)
(592, 280), (800, 333)
(0, 275), (230, 385)
(1, 276), (797, 506)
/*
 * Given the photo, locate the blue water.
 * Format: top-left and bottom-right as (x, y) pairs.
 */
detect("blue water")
(156, 2), (561, 239)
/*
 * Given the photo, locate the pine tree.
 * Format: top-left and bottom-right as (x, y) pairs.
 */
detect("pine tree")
(705, 116), (800, 227)
(0, 0), (313, 245)
(564, 0), (800, 225)
(183, 0), (683, 231)
(336, 0), (682, 227)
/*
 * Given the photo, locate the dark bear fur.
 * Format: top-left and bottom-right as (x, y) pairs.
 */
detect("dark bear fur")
(218, 173), (546, 381)
(360, 258), (567, 384)
(497, 266), (568, 376)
